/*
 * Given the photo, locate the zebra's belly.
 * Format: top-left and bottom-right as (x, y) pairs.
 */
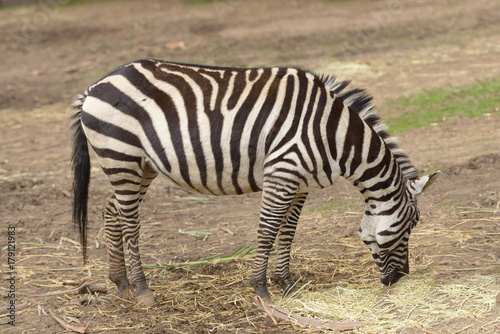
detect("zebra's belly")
(153, 151), (265, 196)
(154, 151), (337, 196)
(163, 173), (263, 196)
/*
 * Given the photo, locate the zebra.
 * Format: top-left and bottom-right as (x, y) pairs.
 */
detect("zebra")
(70, 58), (439, 306)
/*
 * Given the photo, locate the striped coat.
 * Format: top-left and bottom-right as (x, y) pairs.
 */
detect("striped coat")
(71, 59), (439, 305)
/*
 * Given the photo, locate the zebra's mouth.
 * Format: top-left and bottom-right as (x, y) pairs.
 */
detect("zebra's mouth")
(380, 257), (409, 286)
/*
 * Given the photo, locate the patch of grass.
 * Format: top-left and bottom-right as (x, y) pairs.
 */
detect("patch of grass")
(417, 164), (444, 176)
(185, 0), (225, 4)
(306, 198), (355, 214)
(438, 199), (461, 208)
(144, 244), (255, 271)
(97, 40), (112, 52)
(59, 0), (118, 7)
(382, 77), (500, 133)
(0, 0), (122, 9)
(121, 40), (135, 48)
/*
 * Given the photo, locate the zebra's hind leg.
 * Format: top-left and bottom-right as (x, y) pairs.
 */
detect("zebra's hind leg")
(103, 196), (132, 298)
(124, 164), (158, 306)
(106, 162), (158, 306)
(273, 192), (308, 298)
(249, 177), (299, 301)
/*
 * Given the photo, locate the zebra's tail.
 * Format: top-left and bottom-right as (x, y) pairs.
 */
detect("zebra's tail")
(70, 93), (90, 264)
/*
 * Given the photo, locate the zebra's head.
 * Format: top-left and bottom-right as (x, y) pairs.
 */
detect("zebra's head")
(359, 171), (440, 285)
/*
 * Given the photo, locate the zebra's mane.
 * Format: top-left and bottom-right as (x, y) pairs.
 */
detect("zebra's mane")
(320, 74), (419, 181)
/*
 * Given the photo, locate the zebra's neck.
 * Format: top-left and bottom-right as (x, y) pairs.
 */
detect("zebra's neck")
(350, 147), (405, 207)
(324, 97), (406, 202)
(355, 155), (405, 207)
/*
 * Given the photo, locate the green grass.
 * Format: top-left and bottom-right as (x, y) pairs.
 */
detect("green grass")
(382, 77), (500, 133)
(0, 0), (121, 10)
(185, 0), (228, 4)
(305, 198), (356, 214)
(142, 244), (255, 271)
(59, 0), (119, 6)
(438, 199), (461, 208)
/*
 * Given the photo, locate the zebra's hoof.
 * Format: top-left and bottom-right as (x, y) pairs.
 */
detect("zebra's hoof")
(254, 285), (271, 302)
(116, 285), (134, 300)
(136, 290), (155, 307)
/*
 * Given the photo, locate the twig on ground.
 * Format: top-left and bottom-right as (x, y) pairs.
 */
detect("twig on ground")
(32, 278), (90, 297)
(48, 309), (88, 334)
(254, 295), (364, 331)
(0, 301), (30, 315)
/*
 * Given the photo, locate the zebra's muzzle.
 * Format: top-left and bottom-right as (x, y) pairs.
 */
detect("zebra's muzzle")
(380, 257), (409, 286)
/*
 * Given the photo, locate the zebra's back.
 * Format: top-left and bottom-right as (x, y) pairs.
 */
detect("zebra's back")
(81, 59), (337, 196)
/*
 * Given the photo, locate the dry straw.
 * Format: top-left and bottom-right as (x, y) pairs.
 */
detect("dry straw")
(2, 198), (498, 332)
(278, 274), (498, 333)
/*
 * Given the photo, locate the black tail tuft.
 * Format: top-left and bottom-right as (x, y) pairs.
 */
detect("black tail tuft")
(70, 94), (90, 264)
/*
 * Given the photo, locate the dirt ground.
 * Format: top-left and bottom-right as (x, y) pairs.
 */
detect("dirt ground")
(0, 0), (499, 333)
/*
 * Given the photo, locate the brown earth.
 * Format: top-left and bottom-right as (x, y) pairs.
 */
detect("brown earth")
(0, 0), (499, 333)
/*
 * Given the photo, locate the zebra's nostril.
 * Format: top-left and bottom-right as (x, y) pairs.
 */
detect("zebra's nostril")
(380, 273), (392, 286)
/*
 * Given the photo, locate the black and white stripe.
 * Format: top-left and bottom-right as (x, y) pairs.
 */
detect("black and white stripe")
(70, 58), (438, 305)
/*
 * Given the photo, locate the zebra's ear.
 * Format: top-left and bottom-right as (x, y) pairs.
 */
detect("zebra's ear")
(409, 171), (440, 196)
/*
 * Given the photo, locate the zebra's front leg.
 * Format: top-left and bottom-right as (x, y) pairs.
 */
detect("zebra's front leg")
(249, 179), (298, 301)
(103, 196), (132, 298)
(273, 192), (308, 297)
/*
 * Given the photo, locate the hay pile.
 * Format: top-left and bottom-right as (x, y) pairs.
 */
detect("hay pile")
(274, 203), (500, 332)
(278, 275), (498, 333)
